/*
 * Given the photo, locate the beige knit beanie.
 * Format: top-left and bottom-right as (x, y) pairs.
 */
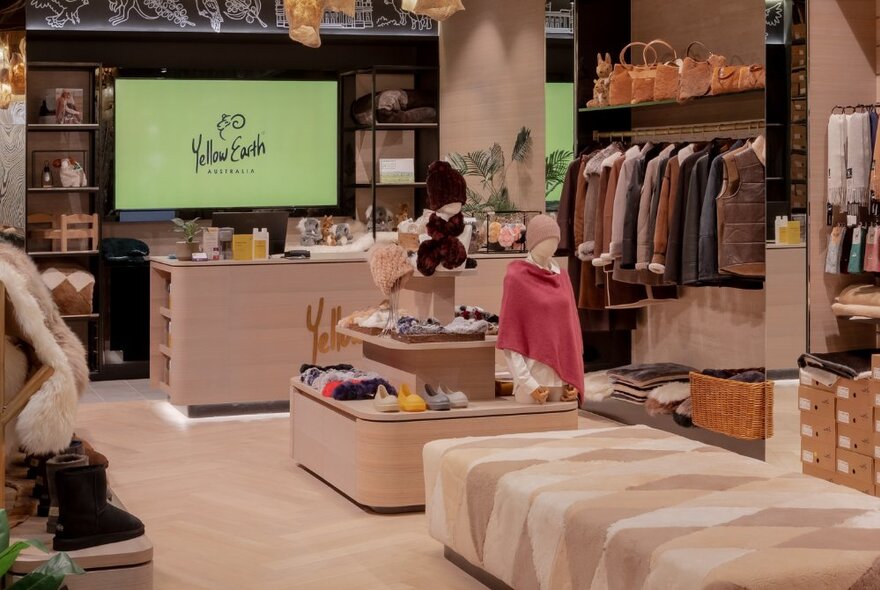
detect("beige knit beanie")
(526, 214), (561, 251)
(369, 244), (414, 296)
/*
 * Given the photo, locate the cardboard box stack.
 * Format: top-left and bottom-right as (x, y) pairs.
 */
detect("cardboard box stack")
(801, 355), (880, 496)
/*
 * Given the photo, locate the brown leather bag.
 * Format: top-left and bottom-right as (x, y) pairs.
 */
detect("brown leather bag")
(739, 64), (766, 91)
(630, 43), (660, 104)
(679, 42), (727, 102)
(608, 42), (650, 106)
(647, 39), (680, 102)
(710, 65), (743, 96)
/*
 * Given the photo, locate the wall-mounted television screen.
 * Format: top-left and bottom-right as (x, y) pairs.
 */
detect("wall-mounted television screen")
(114, 78), (338, 210)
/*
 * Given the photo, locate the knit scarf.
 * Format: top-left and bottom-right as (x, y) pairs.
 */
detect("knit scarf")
(827, 113), (846, 206)
(873, 118), (880, 201)
(426, 212), (464, 240)
(846, 112), (872, 206)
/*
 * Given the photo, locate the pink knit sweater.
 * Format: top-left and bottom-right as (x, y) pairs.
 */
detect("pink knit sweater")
(497, 261), (584, 396)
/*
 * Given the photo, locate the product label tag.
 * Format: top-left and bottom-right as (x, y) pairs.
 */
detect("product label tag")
(839, 435), (852, 449)
(874, 368), (880, 380)
(875, 446), (880, 459)
(837, 386), (851, 399)
(838, 410), (851, 424)
(802, 450), (815, 463)
(837, 459), (850, 474)
(799, 397), (811, 411)
(802, 424), (814, 437)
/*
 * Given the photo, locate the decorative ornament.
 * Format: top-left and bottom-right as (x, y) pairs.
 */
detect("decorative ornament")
(401, 0), (465, 22)
(284, 0), (355, 48)
(0, 41), (10, 110)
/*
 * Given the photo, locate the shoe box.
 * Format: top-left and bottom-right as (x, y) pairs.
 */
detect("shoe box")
(800, 384), (836, 481)
(834, 447), (876, 495)
(837, 422), (873, 457)
(835, 379), (873, 433)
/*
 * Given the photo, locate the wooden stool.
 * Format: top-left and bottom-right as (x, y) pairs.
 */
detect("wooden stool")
(27, 213), (98, 253)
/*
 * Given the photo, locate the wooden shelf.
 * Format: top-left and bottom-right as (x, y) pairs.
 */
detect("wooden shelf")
(346, 122), (439, 132)
(349, 182), (427, 189)
(28, 250), (99, 258)
(159, 344), (171, 357)
(579, 89), (763, 113)
(62, 313), (99, 321)
(337, 326), (496, 351)
(159, 306), (172, 319)
(28, 187), (100, 193)
(27, 124), (99, 131)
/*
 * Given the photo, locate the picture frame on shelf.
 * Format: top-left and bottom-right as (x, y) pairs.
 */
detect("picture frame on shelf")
(50, 88), (84, 125)
(31, 151), (89, 189)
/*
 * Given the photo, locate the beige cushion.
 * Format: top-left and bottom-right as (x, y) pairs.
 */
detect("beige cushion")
(39, 264), (94, 315)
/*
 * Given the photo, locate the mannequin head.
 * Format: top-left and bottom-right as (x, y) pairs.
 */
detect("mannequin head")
(525, 214), (561, 267)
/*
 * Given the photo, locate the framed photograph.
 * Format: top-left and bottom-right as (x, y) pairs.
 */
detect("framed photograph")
(51, 88), (84, 125)
(31, 150), (89, 188)
(379, 159), (415, 184)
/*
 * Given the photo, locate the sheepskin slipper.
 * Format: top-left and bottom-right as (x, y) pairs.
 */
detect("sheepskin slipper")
(647, 381), (690, 404)
(645, 397), (681, 417)
(582, 371), (613, 403)
(673, 398), (694, 428)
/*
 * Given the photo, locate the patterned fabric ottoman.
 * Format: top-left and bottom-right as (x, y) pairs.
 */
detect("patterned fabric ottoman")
(39, 264), (94, 316)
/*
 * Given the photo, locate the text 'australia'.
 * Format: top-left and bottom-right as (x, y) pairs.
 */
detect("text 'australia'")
(192, 134), (267, 174)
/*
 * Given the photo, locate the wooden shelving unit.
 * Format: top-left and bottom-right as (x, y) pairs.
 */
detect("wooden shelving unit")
(25, 62), (104, 374)
(291, 269), (579, 510)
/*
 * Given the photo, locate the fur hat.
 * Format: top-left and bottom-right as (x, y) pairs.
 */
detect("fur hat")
(427, 161), (466, 211)
(526, 214), (560, 251)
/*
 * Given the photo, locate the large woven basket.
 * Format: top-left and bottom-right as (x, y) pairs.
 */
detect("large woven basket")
(689, 372), (774, 440)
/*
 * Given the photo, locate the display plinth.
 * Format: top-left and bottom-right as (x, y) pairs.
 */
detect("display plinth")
(337, 327), (497, 401)
(291, 380), (578, 510)
(10, 516), (153, 589)
(404, 269), (476, 324)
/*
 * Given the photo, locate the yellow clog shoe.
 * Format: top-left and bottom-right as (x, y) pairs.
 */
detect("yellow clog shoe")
(398, 383), (426, 412)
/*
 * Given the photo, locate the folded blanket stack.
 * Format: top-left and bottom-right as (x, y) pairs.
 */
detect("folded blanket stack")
(606, 363), (694, 408)
(299, 363), (396, 401)
(798, 349), (876, 385)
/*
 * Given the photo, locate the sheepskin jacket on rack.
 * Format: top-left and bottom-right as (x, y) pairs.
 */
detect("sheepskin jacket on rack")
(0, 242), (87, 454)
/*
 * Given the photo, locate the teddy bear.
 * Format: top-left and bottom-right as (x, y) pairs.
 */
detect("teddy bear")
(321, 215), (336, 246)
(416, 161), (468, 277)
(586, 53), (613, 108)
(298, 218), (321, 246)
(366, 205), (393, 233)
(332, 223), (353, 246)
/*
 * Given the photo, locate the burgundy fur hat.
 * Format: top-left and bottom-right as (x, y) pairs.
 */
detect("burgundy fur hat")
(427, 161), (467, 211)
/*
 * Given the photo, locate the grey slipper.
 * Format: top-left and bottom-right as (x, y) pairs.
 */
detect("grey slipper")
(420, 384), (451, 411)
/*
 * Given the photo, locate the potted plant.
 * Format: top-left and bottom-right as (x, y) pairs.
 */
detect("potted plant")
(0, 510), (83, 588)
(172, 218), (202, 261)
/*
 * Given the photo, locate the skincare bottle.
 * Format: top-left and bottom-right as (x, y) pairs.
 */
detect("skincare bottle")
(774, 216), (787, 245)
(253, 228), (269, 260)
(41, 161), (52, 188)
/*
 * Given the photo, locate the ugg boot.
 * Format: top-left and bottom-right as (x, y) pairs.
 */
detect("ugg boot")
(72, 436), (109, 469)
(46, 454), (89, 533)
(53, 465), (144, 551)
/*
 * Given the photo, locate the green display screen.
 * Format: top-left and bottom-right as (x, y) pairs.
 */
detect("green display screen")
(115, 79), (338, 210)
(545, 82), (575, 206)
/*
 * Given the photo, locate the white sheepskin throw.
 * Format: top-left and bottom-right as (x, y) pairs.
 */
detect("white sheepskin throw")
(648, 381), (691, 404)
(0, 243), (87, 454)
(582, 370), (613, 403)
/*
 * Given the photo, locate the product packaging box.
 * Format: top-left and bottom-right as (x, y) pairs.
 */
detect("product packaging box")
(232, 234), (253, 261)
(798, 385), (835, 419)
(836, 379), (873, 433)
(832, 472), (875, 495)
(803, 462), (834, 482)
(873, 408), (880, 460)
(801, 411), (836, 446)
(875, 459), (880, 494)
(837, 422), (873, 457)
(872, 354), (880, 380)
(802, 436), (835, 474)
(836, 447), (874, 487)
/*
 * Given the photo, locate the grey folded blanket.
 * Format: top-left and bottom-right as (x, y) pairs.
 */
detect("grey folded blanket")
(607, 363), (696, 388)
(797, 350), (878, 379)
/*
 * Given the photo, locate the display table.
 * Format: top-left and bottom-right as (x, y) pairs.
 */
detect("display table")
(9, 516), (153, 589)
(291, 379), (578, 511)
(149, 256), (523, 415)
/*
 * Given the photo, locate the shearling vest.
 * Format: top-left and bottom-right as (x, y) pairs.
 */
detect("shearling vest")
(717, 147), (766, 278)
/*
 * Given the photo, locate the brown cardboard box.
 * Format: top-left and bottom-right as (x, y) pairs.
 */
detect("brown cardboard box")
(836, 447), (874, 486)
(803, 462), (834, 482)
(872, 354), (880, 380)
(790, 124), (807, 152)
(837, 396), (874, 433)
(802, 437), (835, 473)
(799, 385), (835, 420)
(835, 378), (871, 408)
(792, 45), (806, 68)
(836, 422), (873, 457)
(801, 412), (836, 446)
(832, 473), (875, 495)
(869, 380), (880, 409)
(875, 459), (880, 492)
(791, 99), (806, 123)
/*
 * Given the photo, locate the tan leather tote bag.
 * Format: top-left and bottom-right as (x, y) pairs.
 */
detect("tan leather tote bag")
(648, 39), (680, 102)
(679, 42), (727, 101)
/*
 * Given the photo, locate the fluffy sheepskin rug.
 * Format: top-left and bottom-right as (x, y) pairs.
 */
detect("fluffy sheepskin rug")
(582, 371), (614, 403)
(647, 381), (691, 404)
(0, 243), (87, 454)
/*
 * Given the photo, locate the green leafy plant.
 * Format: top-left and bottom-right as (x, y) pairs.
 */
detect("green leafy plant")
(0, 511), (84, 589)
(545, 148), (574, 198)
(171, 218), (203, 243)
(448, 127), (533, 216)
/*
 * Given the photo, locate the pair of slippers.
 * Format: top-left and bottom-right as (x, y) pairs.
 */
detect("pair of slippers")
(373, 384), (469, 412)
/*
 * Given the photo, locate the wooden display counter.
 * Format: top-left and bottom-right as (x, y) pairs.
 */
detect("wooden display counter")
(291, 380), (578, 511)
(149, 255), (523, 414)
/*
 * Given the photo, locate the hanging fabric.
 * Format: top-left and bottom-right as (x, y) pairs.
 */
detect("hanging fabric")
(846, 111), (872, 206)
(285, 0), (355, 48)
(827, 113), (847, 207)
(402, 0), (465, 21)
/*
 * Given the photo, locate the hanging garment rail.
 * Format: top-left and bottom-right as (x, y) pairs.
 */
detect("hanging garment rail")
(592, 119), (766, 142)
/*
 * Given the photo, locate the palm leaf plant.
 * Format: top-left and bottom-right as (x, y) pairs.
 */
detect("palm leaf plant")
(545, 148), (574, 198)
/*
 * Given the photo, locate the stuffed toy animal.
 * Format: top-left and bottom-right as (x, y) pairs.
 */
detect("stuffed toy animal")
(487, 221), (502, 244)
(396, 203), (410, 231)
(586, 53), (613, 108)
(298, 217), (322, 246)
(366, 205), (393, 233)
(416, 161), (468, 276)
(351, 89), (437, 126)
(332, 223), (353, 246)
(320, 215), (335, 245)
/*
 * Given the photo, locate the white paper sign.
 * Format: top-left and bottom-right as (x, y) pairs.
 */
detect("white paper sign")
(837, 459), (850, 474)
(802, 424), (814, 437)
(839, 436), (851, 449)
(802, 450), (814, 463)
(799, 397), (811, 411)
(838, 410), (850, 424)
(379, 159), (415, 184)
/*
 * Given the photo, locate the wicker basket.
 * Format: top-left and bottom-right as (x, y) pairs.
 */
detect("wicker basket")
(689, 372), (774, 440)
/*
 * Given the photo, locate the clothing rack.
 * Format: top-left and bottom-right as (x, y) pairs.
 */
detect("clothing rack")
(592, 119), (766, 142)
(831, 103), (880, 114)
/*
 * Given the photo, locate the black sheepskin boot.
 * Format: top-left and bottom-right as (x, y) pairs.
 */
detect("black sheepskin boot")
(53, 464), (145, 551)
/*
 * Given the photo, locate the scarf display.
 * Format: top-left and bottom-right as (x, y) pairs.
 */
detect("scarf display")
(827, 113), (846, 206)
(846, 112), (872, 206)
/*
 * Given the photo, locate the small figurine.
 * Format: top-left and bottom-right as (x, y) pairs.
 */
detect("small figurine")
(56, 90), (83, 125)
(396, 203), (410, 230)
(333, 223), (353, 246)
(298, 217), (321, 246)
(586, 53), (613, 108)
(366, 205), (393, 233)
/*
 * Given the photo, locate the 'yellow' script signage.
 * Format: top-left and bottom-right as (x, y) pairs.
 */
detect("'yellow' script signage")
(306, 297), (356, 365)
